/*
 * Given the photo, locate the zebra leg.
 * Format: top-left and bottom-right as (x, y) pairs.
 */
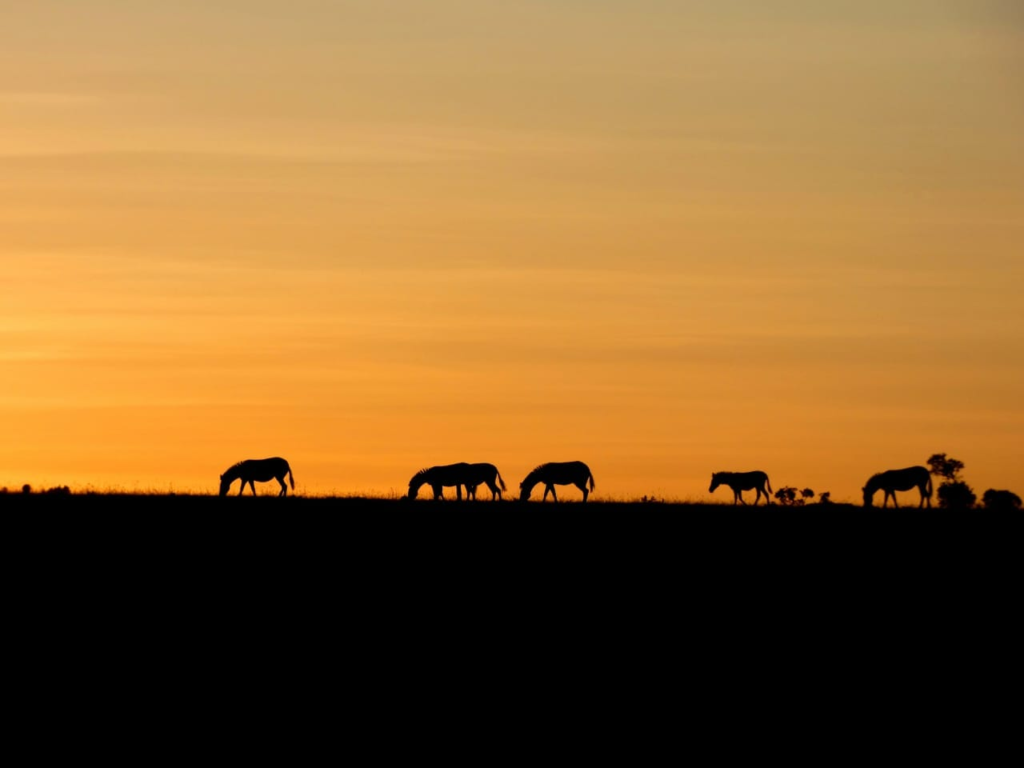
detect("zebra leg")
(487, 481), (500, 500)
(736, 490), (746, 505)
(550, 485), (558, 503)
(579, 483), (589, 502)
(456, 484), (463, 501)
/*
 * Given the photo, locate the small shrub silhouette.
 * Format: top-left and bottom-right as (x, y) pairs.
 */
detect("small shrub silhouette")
(937, 481), (976, 510)
(774, 487), (797, 506)
(774, 486), (815, 506)
(981, 489), (1021, 511)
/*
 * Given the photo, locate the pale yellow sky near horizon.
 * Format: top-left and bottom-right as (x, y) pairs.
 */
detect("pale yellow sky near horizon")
(2, 1), (1022, 501)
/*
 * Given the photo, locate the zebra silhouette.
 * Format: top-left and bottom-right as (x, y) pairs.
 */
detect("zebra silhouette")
(407, 463), (474, 500)
(862, 466), (932, 508)
(219, 457), (294, 497)
(519, 461), (595, 502)
(708, 471), (773, 505)
(462, 463), (508, 500)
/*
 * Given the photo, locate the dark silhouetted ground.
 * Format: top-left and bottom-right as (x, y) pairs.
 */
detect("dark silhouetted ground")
(4, 492), (1015, 684)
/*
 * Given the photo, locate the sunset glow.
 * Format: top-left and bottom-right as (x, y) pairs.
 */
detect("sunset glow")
(3, 2), (1022, 501)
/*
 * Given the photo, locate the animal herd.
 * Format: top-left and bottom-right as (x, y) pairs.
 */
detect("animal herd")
(219, 457), (597, 501)
(219, 457), (980, 507)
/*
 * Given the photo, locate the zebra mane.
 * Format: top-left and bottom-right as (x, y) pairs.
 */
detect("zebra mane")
(226, 460), (246, 473)
(866, 472), (884, 485)
(410, 467), (431, 483)
(526, 463), (549, 475)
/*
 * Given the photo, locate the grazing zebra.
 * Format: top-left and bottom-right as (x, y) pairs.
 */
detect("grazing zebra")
(519, 461), (595, 502)
(219, 457), (295, 497)
(407, 463), (477, 500)
(862, 466), (932, 508)
(463, 463), (508, 501)
(708, 471), (773, 505)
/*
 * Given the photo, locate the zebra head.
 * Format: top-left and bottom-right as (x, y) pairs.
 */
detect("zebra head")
(862, 486), (874, 507)
(709, 473), (721, 493)
(218, 474), (231, 496)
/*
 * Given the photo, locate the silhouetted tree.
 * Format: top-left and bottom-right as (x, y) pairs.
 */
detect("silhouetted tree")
(927, 453), (975, 509)
(819, 492), (831, 505)
(22, 484), (31, 495)
(801, 488), (815, 503)
(981, 489), (1022, 511)
(927, 453), (965, 483)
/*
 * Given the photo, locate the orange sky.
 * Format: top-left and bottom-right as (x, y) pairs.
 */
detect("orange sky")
(2, 2), (1022, 501)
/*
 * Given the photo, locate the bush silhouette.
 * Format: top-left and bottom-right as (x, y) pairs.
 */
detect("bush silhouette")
(981, 489), (1022, 511)
(774, 486), (816, 506)
(937, 481), (976, 510)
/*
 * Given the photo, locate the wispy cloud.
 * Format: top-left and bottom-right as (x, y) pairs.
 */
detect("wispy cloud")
(0, 91), (99, 106)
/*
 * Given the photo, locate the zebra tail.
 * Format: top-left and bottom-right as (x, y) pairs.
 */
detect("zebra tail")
(289, 468), (295, 489)
(497, 471), (507, 491)
(926, 474), (932, 498)
(766, 475), (773, 494)
(589, 471), (596, 491)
